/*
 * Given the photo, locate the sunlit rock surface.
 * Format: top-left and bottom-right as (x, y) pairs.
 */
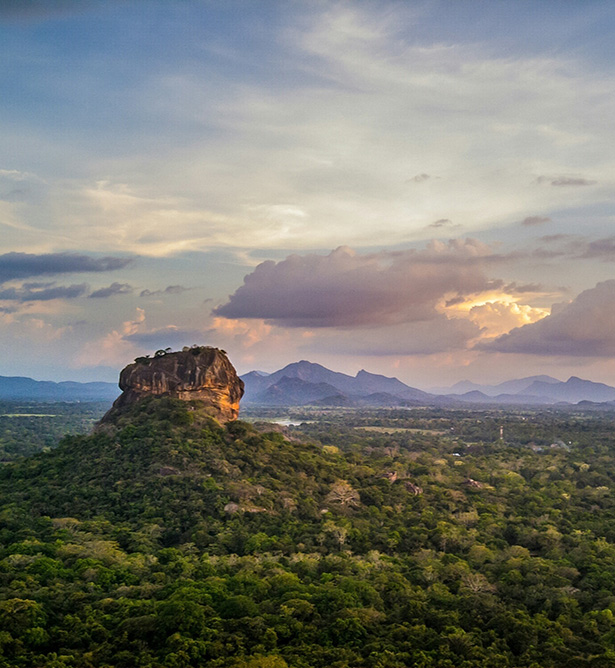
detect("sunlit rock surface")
(102, 346), (244, 423)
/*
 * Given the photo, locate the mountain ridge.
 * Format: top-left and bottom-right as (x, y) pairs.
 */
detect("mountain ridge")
(242, 362), (615, 407)
(0, 375), (118, 401)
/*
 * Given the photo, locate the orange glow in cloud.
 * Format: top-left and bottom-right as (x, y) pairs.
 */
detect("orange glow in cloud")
(441, 290), (550, 339)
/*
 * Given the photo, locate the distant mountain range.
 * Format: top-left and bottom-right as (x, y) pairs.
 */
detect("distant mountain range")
(0, 375), (118, 402)
(4, 362), (615, 407)
(242, 362), (615, 408)
(241, 361), (431, 407)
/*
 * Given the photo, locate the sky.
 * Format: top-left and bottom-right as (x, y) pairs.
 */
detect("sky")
(1, 0), (615, 389)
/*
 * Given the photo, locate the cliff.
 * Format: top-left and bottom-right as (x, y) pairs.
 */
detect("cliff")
(101, 346), (244, 423)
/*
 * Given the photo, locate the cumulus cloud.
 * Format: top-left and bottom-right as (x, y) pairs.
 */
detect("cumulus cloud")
(522, 215), (551, 226)
(214, 240), (500, 328)
(484, 280), (615, 356)
(0, 283), (88, 301)
(0, 252), (132, 282)
(469, 301), (549, 338)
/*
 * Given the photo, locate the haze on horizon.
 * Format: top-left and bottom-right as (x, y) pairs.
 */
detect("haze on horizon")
(1, 0), (615, 389)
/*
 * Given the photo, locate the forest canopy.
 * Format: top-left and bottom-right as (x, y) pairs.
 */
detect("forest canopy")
(2, 400), (615, 666)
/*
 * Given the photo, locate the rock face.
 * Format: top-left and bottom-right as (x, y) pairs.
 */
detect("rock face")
(102, 347), (244, 423)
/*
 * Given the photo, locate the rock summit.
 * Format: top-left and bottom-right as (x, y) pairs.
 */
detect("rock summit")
(102, 346), (244, 423)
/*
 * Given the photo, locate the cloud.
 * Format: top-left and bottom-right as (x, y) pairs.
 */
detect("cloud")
(484, 280), (615, 356)
(89, 282), (133, 299)
(469, 301), (549, 339)
(2, 4), (614, 258)
(522, 215), (551, 226)
(0, 252), (132, 282)
(503, 281), (544, 294)
(536, 176), (597, 187)
(139, 285), (188, 298)
(531, 235), (615, 262)
(582, 236), (615, 261)
(551, 177), (597, 187)
(429, 219), (454, 228)
(214, 240), (501, 328)
(0, 283), (88, 301)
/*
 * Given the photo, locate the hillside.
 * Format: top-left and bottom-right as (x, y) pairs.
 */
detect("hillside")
(4, 399), (615, 666)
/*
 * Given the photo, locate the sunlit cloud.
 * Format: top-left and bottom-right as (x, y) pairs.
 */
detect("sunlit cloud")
(484, 281), (615, 356)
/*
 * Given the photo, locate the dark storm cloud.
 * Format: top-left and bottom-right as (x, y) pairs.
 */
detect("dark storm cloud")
(0, 283), (88, 301)
(484, 280), (615, 357)
(89, 282), (133, 299)
(0, 252), (132, 282)
(214, 241), (500, 328)
(140, 285), (188, 298)
(522, 216), (551, 226)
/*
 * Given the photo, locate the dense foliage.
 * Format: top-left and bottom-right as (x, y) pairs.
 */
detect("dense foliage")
(3, 399), (615, 666)
(0, 402), (108, 462)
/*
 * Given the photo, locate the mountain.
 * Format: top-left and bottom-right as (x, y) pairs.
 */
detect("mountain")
(442, 376), (615, 406)
(245, 360), (362, 396)
(0, 375), (118, 401)
(446, 390), (555, 405)
(254, 377), (342, 406)
(435, 375), (561, 397)
(496, 375), (560, 395)
(241, 360), (432, 406)
(522, 376), (615, 403)
(354, 369), (429, 401)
